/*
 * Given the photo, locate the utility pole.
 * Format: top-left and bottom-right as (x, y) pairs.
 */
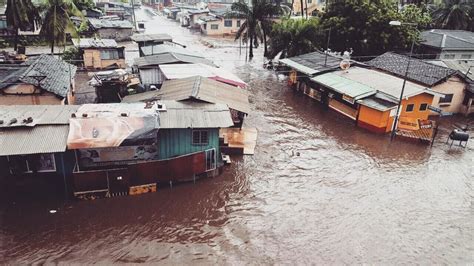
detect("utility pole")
(131, 0), (138, 31)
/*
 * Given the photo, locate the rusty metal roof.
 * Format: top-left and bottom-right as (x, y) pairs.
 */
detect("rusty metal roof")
(0, 125), (69, 156)
(72, 38), (118, 48)
(123, 76), (251, 114)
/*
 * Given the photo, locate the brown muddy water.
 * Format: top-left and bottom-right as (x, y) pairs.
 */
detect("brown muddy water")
(1, 9), (473, 264)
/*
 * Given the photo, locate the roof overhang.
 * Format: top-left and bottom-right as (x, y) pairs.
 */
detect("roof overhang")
(279, 58), (318, 76)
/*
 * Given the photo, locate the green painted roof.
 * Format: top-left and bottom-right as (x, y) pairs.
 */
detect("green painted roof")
(311, 72), (376, 99)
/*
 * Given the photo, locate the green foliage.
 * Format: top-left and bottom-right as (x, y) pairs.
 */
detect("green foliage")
(319, 0), (432, 56)
(6, 0), (41, 50)
(61, 46), (82, 65)
(430, 0), (473, 30)
(39, 0), (83, 54)
(269, 18), (321, 57)
(73, 0), (95, 11)
(230, 0), (283, 59)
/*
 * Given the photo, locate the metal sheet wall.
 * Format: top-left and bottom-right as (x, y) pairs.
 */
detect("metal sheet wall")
(157, 128), (220, 160)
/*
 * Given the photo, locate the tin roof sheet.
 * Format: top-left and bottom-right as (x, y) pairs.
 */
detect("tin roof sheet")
(72, 38), (118, 48)
(88, 18), (133, 29)
(313, 67), (432, 100)
(159, 63), (246, 87)
(158, 100), (233, 129)
(0, 125), (69, 156)
(123, 76), (251, 114)
(0, 105), (79, 128)
(279, 51), (342, 76)
(131, 34), (173, 43)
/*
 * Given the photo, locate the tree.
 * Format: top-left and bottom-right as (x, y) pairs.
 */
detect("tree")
(320, 0), (431, 56)
(40, 0), (82, 54)
(73, 0), (95, 11)
(6, 0), (41, 51)
(230, 0), (282, 59)
(431, 0), (473, 30)
(268, 18), (321, 57)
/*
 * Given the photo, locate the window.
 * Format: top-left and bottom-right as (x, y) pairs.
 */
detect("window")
(7, 154), (56, 174)
(205, 149), (216, 171)
(224, 20), (232, 27)
(406, 104), (414, 112)
(210, 24), (218, 30)
(100, 49), (119, 60)
(308, 0), (312, 3)
(192, 130), (209, 145)
(236, 20), (241, 27)
(461, 54), (472, 59)
(419, 103), (428, 111)
(443, 54), (455, 59)
(439, 93), (453, 104)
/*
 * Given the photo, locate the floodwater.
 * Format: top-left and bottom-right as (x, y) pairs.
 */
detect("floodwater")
(1, 8), (473, 264)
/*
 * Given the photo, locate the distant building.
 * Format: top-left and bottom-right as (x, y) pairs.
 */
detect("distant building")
(0, 55), (77, 105)
(198, 8), (243, 36)
(419, 29), (474, 60)
(292, 0), (325, 17)
(369, 52), (473, 116)
(131, 34), (173, 56)
(88, 18), (134, 41)
(73, 38), (126, 69)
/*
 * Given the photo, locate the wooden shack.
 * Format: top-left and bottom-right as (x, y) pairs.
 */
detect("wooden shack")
(73, 38), (126, 70)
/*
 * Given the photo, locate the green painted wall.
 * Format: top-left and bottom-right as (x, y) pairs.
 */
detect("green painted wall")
(157, 128), (220, 160)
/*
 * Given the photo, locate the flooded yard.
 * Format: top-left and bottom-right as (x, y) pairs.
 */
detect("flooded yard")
(0, 9), (473, 264)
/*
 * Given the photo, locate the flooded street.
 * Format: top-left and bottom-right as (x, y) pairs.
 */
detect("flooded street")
(1, 9), (473, 264)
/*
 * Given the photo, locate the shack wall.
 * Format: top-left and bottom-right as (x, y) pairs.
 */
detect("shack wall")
(400, 93), (434, 120)
(357, 106), (392, 133)
(157, 128), (220, 160)
(431, 76), (467, 114)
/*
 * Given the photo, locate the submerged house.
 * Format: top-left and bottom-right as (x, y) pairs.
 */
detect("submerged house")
(369, 52), (472, 116)
(0, 54), (77, 105)
(133, 45), (216, 88)
(0, 105), (79, 188)
(122, 76), (251, 127)
(88, 18), (134, 41)
(73, 38), (126, 69)
(0, 101), (234, 198)
(309, 67), (439, 137)
(198, 9), (243, 36)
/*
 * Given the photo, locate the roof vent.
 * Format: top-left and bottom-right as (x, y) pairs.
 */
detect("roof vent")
(71, 113), (76, 118)
(121, 113), (128, 117)
(82, 113), (88, 118)
(0, 120), (3, 125)
(9, 118), (17, 125)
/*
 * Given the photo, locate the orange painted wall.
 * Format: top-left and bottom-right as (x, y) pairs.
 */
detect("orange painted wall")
(357, 105), (392, 133)
(399, 93), (433, 120)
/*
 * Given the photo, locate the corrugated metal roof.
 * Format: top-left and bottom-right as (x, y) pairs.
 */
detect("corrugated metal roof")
(123, 76), (251, 114)
(159, 100), (233, 129)
(0, 125), (69, 156)
(279, 51), (342, 76)
(311, 72), (376, 100)
(72, 38), (118, 48)
(131, 34), (173, 43)
(313, 67), (432, 100)
(159, 63), (246, 87)
(421, 29), (474, 50)
(88, 18), (133, 29)
(139, 44), (195, 57)
(134, 53), (216, 68)
(357, 93), (397, 111)
(0, 105), (80, 128)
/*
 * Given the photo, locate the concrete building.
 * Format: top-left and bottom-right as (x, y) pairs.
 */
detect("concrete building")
(420, 29), (474, 60)
(369, 52), (473, 116)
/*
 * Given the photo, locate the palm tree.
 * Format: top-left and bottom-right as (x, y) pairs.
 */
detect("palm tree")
(230, 0), (283, 59)
(40, 0), (82, 54)
(268, 18), (320, 58)
(6, 0), (40, 51)
(431, 0), (472, 30)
